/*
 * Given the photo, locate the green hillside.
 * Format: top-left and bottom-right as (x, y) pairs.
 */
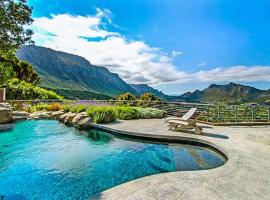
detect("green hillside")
(16, 45), (137, 98)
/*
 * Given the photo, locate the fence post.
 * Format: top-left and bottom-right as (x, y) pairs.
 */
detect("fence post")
(251, 106), (254, 122)
(217, 105), (220, 123)
(268, 107), (270, 122)
(234, 106), (237, 122)
(207, 106), (210, 122)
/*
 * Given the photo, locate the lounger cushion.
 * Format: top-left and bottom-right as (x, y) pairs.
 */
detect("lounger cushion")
(167, 120), (189, 126)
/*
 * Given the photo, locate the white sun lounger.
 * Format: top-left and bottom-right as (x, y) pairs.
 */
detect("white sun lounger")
(166, 108), (203, 135)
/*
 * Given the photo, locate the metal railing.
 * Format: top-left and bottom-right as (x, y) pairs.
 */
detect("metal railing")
(6, 99), (270, 123)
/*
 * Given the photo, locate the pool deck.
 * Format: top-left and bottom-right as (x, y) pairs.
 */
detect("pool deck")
(91, 119), (270, 200)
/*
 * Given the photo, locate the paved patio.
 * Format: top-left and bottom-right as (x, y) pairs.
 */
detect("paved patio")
(91, 119), (270, 200)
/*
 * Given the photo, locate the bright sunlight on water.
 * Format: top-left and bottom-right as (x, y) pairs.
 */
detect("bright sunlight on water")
(0, 120), (226, 199)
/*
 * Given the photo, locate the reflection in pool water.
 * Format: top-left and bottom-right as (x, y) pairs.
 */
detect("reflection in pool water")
(83, 129), (113, 144)
(0, 120), (226, 199)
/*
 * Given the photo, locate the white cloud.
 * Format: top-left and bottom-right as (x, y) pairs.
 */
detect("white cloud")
(31, 9), (270, 86)
(172, 50), (182, 57)
(31, 9), (185, 85)
(193, 66), (270, 83)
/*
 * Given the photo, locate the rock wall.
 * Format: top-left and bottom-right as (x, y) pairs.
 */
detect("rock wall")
(28, 111), (92, 130)
(0, 103), (13, 124)
(0, 103), (92, 130)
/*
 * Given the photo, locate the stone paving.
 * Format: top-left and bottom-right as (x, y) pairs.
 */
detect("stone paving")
(91, 119), (270, 200)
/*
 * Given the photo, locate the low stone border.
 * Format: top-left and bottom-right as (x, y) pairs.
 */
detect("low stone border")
(26, 111), (92, 130)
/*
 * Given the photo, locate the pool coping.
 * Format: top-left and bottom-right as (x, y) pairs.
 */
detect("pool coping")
(91, 123), (229, 159)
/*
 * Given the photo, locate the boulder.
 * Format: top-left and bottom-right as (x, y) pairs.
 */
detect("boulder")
(59, 112), (71, 122)
(0, 103), (12, 109)
(12, 111), (29, 121)
(28, 111), (52, 120)
(0, 103), (13, 124)
(75, 117), (91, 130)
(51, 110), (65, 119)
(64, 113), (77, 125)
(72, 112), (88, 125)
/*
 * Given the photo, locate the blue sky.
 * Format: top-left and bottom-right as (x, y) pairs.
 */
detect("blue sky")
(27, 0), (270, 94)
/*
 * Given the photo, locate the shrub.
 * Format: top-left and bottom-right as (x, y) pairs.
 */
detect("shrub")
(61, 104), (71, 113)
(30, 103), (49, 112)
(21, 103), (33, 113)
(139, 93), (160, 101)
(136, 107), (166, 119)
(116, 93), (137, 101)
(2, 78), (62, 100)
(114, 106), (139, 120)
(71, 105), (87, 113)
(11, 103), (20, 111)
(137, 93), (161, 107)
(48, 103), (61, 111)
(115, 92), (138, 106)
(87, 106), (116, 124)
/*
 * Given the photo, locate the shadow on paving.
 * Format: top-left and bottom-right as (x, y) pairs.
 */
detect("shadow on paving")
(201, 132), (229, 139)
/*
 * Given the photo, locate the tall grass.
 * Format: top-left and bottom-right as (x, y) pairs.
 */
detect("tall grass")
(114, 107), (139, 120)
(71, 105), (87, 113)
(86, 106), (165, 123)
(87, 106), (116, 124)
(136, 107), (166, 119)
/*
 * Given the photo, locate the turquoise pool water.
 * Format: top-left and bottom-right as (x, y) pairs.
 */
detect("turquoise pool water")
(0, 120), (226, 200)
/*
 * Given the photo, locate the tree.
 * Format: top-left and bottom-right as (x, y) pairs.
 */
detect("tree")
(140, 93), (160, 101)
(0, 53), (40, 85)
(117, 93), (137, 101)
(13, 59), (40, 84)
(0, 0), (33, 52)
(116, 93), (137, 106)
(0, 0), (40, 85)
(137, 93), (160, 107)
(3, 78), (62, 100)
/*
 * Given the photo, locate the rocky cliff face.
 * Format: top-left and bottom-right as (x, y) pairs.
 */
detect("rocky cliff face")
(16, 45), (137, 97)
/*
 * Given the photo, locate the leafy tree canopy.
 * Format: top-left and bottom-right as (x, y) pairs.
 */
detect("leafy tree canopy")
(0, 0), (33, 52)
(2, 78), (63, 100)
(0, 1), (64, 100)
(0, 53), (40, 85)
(116, 92), (137, 101)
(140, 93), (160, 101)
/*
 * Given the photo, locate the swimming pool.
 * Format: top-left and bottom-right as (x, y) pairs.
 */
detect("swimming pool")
(0, 120), (226, 199)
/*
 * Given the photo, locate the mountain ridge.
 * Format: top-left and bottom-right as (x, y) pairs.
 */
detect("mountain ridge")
(177, 82), (270, 103)
(16, 45), (270, 103)
(16, 45), (137, 98)
(130, 84), (168, 100)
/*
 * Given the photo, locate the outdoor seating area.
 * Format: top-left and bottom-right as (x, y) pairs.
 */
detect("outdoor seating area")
(165, 107), (203, 134)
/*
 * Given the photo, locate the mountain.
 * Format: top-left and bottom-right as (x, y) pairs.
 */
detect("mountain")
(16, 46), (269, 103)
(177, 82), (270, 103)
(16, 45), (137, 99)
(130, 84), (168, 99)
